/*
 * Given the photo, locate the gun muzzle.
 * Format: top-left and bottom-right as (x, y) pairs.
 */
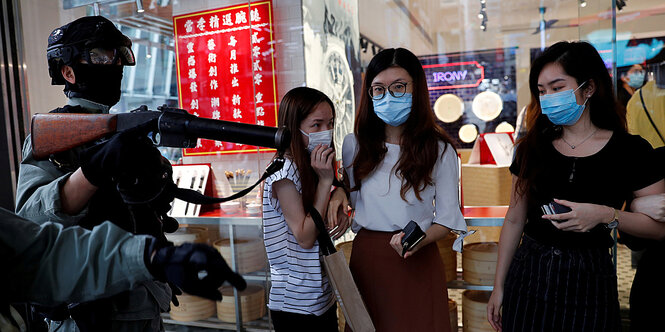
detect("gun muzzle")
(157, 111), (290, 151)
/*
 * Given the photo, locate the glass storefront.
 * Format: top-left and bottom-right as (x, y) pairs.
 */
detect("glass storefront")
(8, 0), (665, 330)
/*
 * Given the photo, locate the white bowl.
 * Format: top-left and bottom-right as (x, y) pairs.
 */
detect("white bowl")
(220, 201), (240, 214)
(246, 203), (261, 215)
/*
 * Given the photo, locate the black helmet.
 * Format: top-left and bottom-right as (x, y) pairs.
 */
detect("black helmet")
(47, 16), (136, 85)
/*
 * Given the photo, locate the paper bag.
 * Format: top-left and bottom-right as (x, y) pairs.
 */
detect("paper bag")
(310, 208), (375, 332)
(323, 251), (375, 332)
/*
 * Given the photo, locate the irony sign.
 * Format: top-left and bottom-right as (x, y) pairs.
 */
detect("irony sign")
(422, 61), (485, 90)
(173, 1), (278, 156)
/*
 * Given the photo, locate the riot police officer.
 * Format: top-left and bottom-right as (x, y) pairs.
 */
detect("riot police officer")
(1, 208), (246, 332)
(15, 16), (177, 332)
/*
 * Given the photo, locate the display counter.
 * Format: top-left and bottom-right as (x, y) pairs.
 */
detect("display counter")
(166, 205), (509, 330)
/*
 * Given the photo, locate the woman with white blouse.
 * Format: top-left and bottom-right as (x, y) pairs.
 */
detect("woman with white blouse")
(329, 48), (469, 332)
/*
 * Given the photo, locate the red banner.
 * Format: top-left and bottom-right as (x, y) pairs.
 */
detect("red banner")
(173, 1), (278, 156)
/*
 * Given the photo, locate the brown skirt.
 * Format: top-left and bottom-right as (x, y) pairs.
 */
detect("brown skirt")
(345, 229), (451, 332)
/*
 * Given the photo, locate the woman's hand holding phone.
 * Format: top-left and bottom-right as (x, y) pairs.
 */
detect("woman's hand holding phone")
(542, 198), (615, 232)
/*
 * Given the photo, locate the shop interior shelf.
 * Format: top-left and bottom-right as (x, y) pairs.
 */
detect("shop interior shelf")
(463, 205), (507, 227)
(162, 314), (272, 331)
(447, 271), (494, 291)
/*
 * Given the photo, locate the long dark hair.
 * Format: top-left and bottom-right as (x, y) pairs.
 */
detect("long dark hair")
(353, 48), (455, 201)
(514, 41), (626, 196)
(277, 87), (335, 211)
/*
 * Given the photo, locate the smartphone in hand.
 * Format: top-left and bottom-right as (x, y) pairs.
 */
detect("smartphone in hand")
(401, 220), (426, 256)
(541, 201), (572, 222)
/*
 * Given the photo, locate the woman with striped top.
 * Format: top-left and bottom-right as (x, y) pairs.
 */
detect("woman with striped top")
(262, 87), (347, 332)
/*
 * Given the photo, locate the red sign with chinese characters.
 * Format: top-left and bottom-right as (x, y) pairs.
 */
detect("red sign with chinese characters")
(173, 1), (278, 156)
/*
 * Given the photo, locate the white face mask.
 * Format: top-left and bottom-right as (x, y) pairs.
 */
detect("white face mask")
(300, 129), (333, 153)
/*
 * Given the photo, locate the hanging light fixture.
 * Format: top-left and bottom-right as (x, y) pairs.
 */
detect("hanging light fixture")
(136, 0), (145, 13)
(479, 0), (487, 31)
(579, 0), (587, 7)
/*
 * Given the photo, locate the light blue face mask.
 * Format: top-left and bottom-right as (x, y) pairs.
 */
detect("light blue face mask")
(300, 129), (333, 153)
(627, 71), (645, 89)
(372, 93), (413, 127)
(539, 82), (589, 126)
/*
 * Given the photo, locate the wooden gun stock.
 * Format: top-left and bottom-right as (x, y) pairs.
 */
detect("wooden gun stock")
(31, 113), (119, 160)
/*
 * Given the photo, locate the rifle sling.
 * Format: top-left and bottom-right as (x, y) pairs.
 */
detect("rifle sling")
(172, 156), (285, 205)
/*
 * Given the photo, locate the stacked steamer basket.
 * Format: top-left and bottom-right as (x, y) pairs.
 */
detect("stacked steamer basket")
(449, 298), (458, 332)
(436, 234), (459, 331)
(216, 285), (266, 323)
(334, 241), (354, 332)
(165, 226), (217, 322)
(213, 238), (266, 274)
(436, 232), (458, 283)
(462, 290), (494, 332)
(462, 242), (498, 286)
(213, 238), (267, 323)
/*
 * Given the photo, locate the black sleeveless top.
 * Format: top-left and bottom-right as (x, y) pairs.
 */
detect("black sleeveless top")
(510, 131), (662, 248)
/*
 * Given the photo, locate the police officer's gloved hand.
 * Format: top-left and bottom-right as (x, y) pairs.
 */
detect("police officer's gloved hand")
(146, 240), (247, 301)
(80, 120), (163, 189)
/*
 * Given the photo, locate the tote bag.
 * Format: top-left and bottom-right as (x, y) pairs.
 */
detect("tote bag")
(310, 208), (375, 332)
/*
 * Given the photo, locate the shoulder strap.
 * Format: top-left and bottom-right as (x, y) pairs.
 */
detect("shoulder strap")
(639, 89), (665, 144)
(309, 207), (336, 256)
(49, 105), (83, 113)
(172, 156), (285, 204)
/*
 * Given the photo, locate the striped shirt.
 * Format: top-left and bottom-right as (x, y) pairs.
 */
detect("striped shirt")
(262, 157), (334, 316)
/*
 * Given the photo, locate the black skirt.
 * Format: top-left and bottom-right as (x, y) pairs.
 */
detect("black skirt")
(502, 235), (620, 332)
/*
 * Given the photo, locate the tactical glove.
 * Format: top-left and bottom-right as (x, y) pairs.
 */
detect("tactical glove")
(146, 241), (247, 301)
(80, 121), (163, 189)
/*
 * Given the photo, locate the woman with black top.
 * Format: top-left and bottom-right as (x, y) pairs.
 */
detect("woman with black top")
(486, 41), (665, 332)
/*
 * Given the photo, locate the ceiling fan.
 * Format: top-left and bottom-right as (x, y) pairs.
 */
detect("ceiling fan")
(500, 6), (575, 35)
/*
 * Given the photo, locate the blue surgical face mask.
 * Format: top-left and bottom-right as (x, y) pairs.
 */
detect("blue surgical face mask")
(372, 93), (412, 127)
(539, 82), (589, 126)
(627, 71), (645, 89)
(300, 129), (333, 153)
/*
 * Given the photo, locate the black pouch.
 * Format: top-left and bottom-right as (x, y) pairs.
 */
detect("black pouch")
(69, 299), (113, 332)
(401, 220), (426, 257)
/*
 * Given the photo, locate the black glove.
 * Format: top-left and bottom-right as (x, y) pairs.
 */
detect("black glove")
(80, 121), (163, 188)
(146, 241), (247, 301)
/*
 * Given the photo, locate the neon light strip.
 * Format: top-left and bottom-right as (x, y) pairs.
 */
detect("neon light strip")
(422, 61), (485, 90)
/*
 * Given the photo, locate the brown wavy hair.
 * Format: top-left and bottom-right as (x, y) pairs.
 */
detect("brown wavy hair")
(277, 87), (335, 211)
(514, 41), (626, 196)
(352, 48), (455, 201)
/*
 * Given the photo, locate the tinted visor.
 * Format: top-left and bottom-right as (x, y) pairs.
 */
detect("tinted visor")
(83, 46), (135, 65)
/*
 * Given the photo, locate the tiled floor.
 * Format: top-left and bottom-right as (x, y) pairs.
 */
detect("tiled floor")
(448, 243), (636, 330)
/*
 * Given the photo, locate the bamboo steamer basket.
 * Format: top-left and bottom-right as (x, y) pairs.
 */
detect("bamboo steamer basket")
(165, 226), (208, 245)
(436, 233), (458, 282)
(449, 298), (458, 332)
(216, 285), (266, 323)
(169, 294), (216, 322)
(462, 290), (494, 332)
(165, 226), (214, 321)
(461, 164), (511, 206)
(334, 241), (353, 331)
(462, 242), (498, 285)
(213, 238), (266, 274)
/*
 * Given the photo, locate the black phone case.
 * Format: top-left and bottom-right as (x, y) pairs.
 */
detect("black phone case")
(550, 201), (572, 214)
(541, 201), (572, 223)
(401, 220), (426, 256)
